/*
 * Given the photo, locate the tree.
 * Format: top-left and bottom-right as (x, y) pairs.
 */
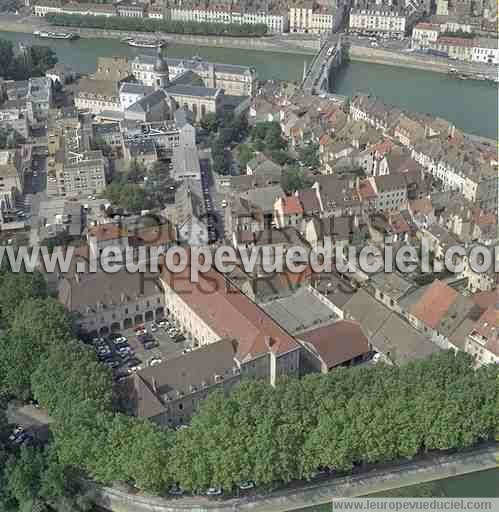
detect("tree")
(45, 13), (267, 37)
(104, 183), (150, 212)
(6, 446), (45, 508)
(0, 39), (14, 78)
(1, 298), (72, 398)
(0, 270), (47, 328)
(282, 166), (309, 193)
(268, 149), (293, 166)
(0, 39), (58, 80)
(32, 340), (112, 418)
(298, 143), (320, 168)
(237, 144), (254, 168)
(200, 112), (219, 133)
(30, 46), (58, 76)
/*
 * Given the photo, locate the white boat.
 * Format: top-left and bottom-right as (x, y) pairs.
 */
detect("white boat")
(127, 39), (165, 48)
(34, 30), (78, 40)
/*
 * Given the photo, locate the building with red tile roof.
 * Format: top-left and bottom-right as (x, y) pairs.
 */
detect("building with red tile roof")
(299, 320), (370, 372)
(409, 279), (458, 330)
(159, 258), (301, 383)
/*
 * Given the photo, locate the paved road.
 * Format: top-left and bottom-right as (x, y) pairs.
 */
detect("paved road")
(26, 152), (48, 246)
(346, 34), (498, 78)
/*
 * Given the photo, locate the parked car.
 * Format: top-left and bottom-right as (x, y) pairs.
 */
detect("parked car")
(205, 488), (223, 497)
(149, 358), (162, 367)
(117, 346), (133, 359)
(9, 425), (24, 441)
(158, 319), (169, 328)
(238, 481), (255, 490)
(135, 324), (147, 336)
(12, 431), (33, 446)
(150, 322), (159, 333)
(174, 333), (186, 343)
(168, 484), (184, 496)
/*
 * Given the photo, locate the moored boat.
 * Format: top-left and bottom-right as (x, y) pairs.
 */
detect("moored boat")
(127, 38), (165, 48)
(33, 30), (78, 40)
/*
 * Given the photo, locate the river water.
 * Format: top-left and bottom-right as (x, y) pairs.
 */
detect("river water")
(295, 469), (499, 511)
(0, 30), (497, 139)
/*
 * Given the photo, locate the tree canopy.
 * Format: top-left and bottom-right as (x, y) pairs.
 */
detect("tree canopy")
(0, 38), (58, 80)
(46, 13), (268, 37)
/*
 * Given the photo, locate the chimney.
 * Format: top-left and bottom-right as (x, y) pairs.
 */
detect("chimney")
(264, 336), (275, 350)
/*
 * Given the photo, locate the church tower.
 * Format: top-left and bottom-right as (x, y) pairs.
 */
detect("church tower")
(153, 45), (169, 90)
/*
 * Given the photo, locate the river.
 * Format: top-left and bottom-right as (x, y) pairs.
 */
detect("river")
(0, 30), (497, 139)
(295, 469), (499, 511)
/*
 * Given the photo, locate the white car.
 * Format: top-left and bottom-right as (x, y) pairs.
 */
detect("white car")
(127, 365), (142, 374)
(205, 488), (223, 497)
(238, 481), (255, 490)
(149, 358), (162, 367)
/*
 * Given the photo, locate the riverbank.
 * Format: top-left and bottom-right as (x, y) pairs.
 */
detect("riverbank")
(0, 15), (318, 54)
(86, 444), (498, 512)
(349, 44), (497, 78)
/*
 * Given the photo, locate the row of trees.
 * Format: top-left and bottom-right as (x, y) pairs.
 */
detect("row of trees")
(46, 13), (268, 37)
(202, 112), (250, 175)
(0, 264), (497, 497)
(0, 264), (98, 511)
(0, 38), (57, 81)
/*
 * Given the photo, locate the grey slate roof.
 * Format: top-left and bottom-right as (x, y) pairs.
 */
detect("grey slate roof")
(167, 84), (220, 98)
(240, 184), (284, 213)
(134, 338), (238, 412)
(126, 89), (168, 113)
(261, 287), (339, 334)
(343, 288), (439, 365)
(120, 82), (154, 95)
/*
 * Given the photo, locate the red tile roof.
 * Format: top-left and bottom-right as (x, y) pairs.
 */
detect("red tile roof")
(409, 280), (458, 329)
(369, 140), (394, 157)
(359, 179), (377, 201)
(300, 320), (369, 369)
(160, 257), (300, 360)
(280, 196), (304, 215)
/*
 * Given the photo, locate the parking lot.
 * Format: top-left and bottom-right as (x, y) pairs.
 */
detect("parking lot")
(90, 318), (194, 381)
